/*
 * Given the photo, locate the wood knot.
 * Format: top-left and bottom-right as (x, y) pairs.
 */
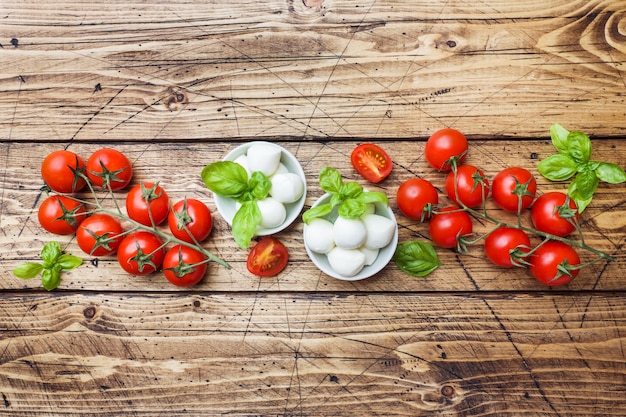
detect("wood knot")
(83, 306), (97, 319)
(441, 385), (455, 397)
(303, 0), (324, 6)
(288, 0), (328, 22)
(164, 87), (188, 111)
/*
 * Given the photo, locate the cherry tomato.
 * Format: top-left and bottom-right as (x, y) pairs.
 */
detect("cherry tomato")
(76, 214), (124, 257)
(484, 227), (531, 268)
(424, 128), (468, 171)
(491, 167), (537, 212)
(41, 150), (87, 193)
(429, 207), (473, 248)
(38, 195), (86, 235)
(168, 198), (213, 243)
(163, 245), (208, 287)
(529, 241), (580, 286)
(125, 182), (169, 226)
(531, 192), (579, 237)
(117, 231), (164, 275)
(86, 148), (133, 191)
(246, 237), (289, 277)
(446, 164), (490, 208)
(351, 143), (392, 183)
(396, 178), (438, 221)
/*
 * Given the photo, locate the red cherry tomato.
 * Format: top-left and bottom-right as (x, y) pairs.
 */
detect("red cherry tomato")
(125, 182), (170, 226)
(424, 128), (468, 171)
(429, 207), (473, 248)
(41, 150), (87, 193)
(491, 167), (537, 212)
(76, 214), (124, 257)
(529, 241), (580, 286)
(117, 231), (164, 275)
(168, 198), (213, 243)
(246, 237), (289, 277)
(396, 178), (438, 221)
(163, 245), (208, 287)
(350, 143), (392, 183)
(86, 148), (133, 190)
(484, 227), (531, 268)
(531, 192), (579, 237)
(446, 164), (490, 208)
(38, 195), (86, 235)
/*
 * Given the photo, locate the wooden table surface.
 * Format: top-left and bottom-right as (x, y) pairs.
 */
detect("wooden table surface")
(2, 1), (626, 416)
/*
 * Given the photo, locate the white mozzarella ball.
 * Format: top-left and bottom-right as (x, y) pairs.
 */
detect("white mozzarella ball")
(271, 163), (289, 177)
(333, 216), (367, 249)
(270, 173), (305, 204)
(327, 247), (366, 277)
(247, 144), (281, 176)
(359, 246), (379, 266)
(256, 197), (286, 229)
(304, 218), (335, 254)
(233, 154), (251, 177)
(362, 214), (396, 249)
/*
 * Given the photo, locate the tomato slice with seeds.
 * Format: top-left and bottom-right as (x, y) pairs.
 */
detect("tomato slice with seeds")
(351, 143), (392, 183)
(246, 237), (289, 277)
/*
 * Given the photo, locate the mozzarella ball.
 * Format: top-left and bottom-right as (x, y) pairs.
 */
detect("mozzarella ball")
(359, 246), (379, 266)
(247, 144), (281, 176)
(362, 214), (396, 249)
(363, 203), (376, 216)
(271, 163), (289, 177)
(270, 173), (304, 204)
(233, 154), (251, 177)
(304, 218), (335, 254)
(327, 247), (366, 277)
(333, 216), (367, 249)
(256, 197), (286, 229)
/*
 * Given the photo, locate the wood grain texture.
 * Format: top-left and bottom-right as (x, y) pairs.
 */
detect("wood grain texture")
(2, 1), (626, 141)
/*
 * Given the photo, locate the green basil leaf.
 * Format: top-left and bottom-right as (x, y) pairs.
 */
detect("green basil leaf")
(550, 123), (570, 154)
(566, 131), (592, 164)
(356, 190), (388, 206)
(56, 253), (83, 271)
(249, 171), (271, 200)
(302, 203), (333, 224)
(569, 171), (599, 212)
(338, 182), (363, 200)
(319, 167), (343, 194)
(393, 241), (440, 277)
(12, 262), (43, 279)
(231, 200), (261, 249)
(41, 268), (61, 291)
(201, 161), (249, 198)
(538, 154), (578, 181)
(338, 198), (366, 219)
(41, 241), (62, 268)
(595, 162), (626, 184)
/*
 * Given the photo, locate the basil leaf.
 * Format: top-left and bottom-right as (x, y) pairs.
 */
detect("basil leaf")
(302, 202), (333, 224)
(201, 161), (249, 198)
(338, 198), (366, 219)
(566, 131), (592, 164)
(595, 162), (626, 184)
(569, 170), (599, 212)
(249, 171), (271, 200)
(232, 200), (261, 248)
(41, 268), (61, 291)
(319, 167), (343, 194)
(356, 190), (388, 206)
(393, 241), (440, 277)
(13, 262), (43, 279)
(41, 241), (62, 268)
(338, 182), (363, 200)
(56, 253), (83, 271)
(538, 154), (578, 181)
(550, 123), (570, 154)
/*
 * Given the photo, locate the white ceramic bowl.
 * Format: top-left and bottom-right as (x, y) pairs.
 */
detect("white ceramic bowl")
(303, 193), (398, 281)
(214, 141), (307, 236)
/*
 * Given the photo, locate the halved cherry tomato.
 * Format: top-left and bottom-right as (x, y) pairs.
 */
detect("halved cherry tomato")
(351, 143), (392, 183)
(246, 237), (289, 277)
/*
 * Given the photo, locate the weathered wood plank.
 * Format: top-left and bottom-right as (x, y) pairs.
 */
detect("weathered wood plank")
(1, 292), (625, 416)
(2, 1), (625, 140)
(1, 140), (624, 292)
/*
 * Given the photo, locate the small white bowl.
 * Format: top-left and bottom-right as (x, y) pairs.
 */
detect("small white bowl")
(303, 193), (398, 281)
(214, 141), (307, 236)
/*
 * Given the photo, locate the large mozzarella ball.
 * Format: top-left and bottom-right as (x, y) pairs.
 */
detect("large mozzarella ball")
(247, 144), (281, 176)
(257, 197), (286, 229)
(270, 173), (304, 204)
(327, 247), (366, 277)
(333, 216), (367, 249)
(233, 154), (251, 177)
(362, 214), (396, 249)
(359, 246), (379, 266)
(304, 218), (335, 254)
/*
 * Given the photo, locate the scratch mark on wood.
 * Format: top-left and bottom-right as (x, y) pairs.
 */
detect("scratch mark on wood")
(73, 86), (127, 140)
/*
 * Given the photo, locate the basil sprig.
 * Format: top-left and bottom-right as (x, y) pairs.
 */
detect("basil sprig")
(302, 167), (388, 223)
(201, 161), (271, 248)
(393, 241), (440, 277)
(538, 124), (626, 212)
(12, 241), (83, 291)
